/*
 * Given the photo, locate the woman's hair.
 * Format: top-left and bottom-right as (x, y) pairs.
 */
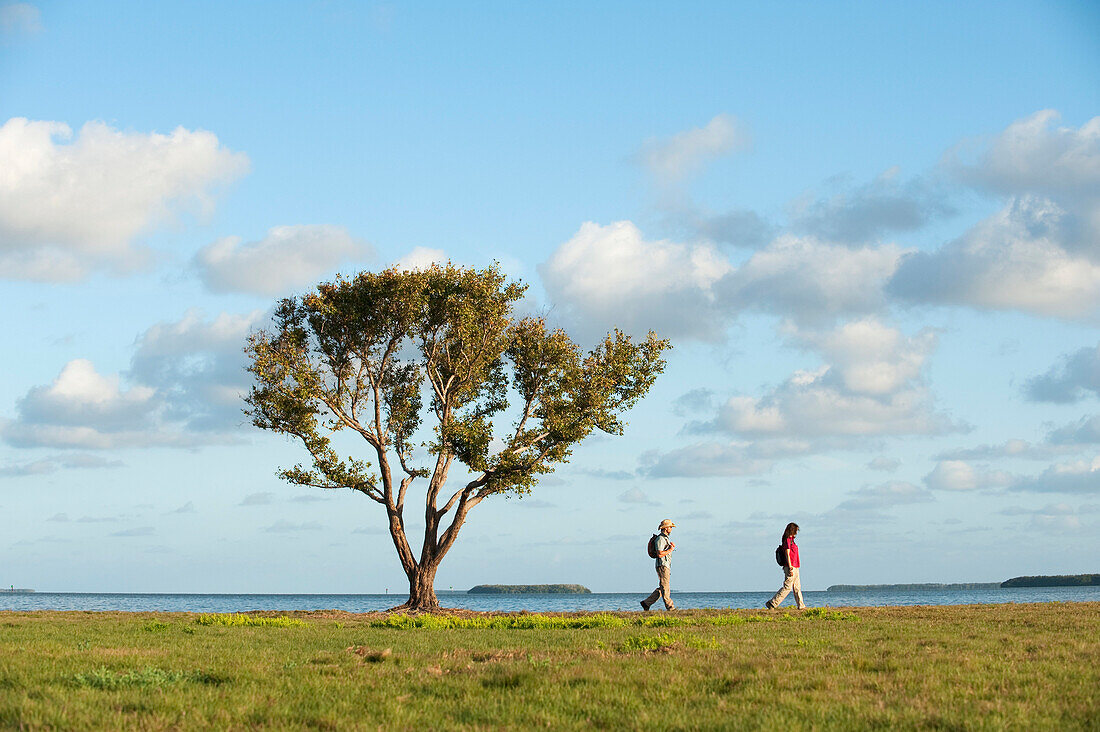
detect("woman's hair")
(783, 522), (800, 540)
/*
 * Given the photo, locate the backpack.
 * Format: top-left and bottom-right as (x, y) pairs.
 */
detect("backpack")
(775, 542), (787, 566)
(647, 534), (660, 559)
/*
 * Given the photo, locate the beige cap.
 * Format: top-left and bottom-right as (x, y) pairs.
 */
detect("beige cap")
(658, 519), (676, 530)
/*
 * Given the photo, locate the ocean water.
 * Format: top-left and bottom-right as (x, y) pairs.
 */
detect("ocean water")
(2, 586), (1098, 613)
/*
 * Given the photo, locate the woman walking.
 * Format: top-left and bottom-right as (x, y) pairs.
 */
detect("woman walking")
(766, 522), (806, 610)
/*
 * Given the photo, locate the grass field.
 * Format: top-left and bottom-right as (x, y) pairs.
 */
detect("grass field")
(1, 603), (1097, 730)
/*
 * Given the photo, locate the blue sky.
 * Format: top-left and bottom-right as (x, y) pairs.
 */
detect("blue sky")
(1, 1), (1098, 594)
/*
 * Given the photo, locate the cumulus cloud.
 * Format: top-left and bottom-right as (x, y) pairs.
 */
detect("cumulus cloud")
(0, 2), (40, 35)
(637, 114), (749, 184)
(888, 196), (1100, 319)
(0, 118), (248, 281)
(540, 222), (906, 342)
(1024, 343), (1100, 403)
(947, 110), (1100, 200)
(923, 460), (1013, 492)
(2, 309), (264, 449)
(789, 168), (954, 244)
(128, 308), (266, 433)
(618, 487), (658, 506)
(539, 220), (731, 341)
(1010, 457), (1100, 494)
(701, 320), (952, 438)
(683, 208), (775, 250)
(891, 112), (1100, 319)
(867, 456), (901, 472)
(195, 225), (369, 295)
(645, 319), (955, 478)
(719, 236), (906, 325)
(2, 360), (163, 449)
(391, 246), (446, 271)
(1047, 415), (1100, 446)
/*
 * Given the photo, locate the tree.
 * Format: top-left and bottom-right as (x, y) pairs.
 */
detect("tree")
(244, 263), (670, 611)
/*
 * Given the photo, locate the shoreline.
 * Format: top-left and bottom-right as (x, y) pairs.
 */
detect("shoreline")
(3, 600), (1099, 617)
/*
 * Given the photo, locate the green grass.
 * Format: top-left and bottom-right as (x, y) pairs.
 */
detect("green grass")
(0, 603), (1096, 730)
(194, 613), (306, 628)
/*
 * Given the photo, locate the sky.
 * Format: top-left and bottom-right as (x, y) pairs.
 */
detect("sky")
(1, 1), (1098, 594)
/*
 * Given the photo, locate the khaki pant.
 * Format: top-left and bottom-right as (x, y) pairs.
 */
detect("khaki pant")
(643, 566), (675, 610)
(767, 566), (805, 609)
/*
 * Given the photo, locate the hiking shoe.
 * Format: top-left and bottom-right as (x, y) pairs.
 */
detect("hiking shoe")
(640, 601), (650, 612)
(764, 602), (775, 610)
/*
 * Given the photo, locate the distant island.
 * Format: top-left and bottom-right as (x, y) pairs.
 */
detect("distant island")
(1, 588), (34, 593)
(1001, 574), (1099, 588)
(827, 583), (1000, 592)
(468, 584), (591, 594)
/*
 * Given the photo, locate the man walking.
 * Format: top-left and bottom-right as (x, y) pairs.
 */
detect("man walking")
(641, 519), (676, 611)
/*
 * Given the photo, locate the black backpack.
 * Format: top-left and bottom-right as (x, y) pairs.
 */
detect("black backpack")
(775, 543), (787, 566)
(647, 534), (660, 559)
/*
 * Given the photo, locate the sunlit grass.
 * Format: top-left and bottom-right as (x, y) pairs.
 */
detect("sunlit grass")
(0, 603), (1096, 730)
(194, 613), (305, 628)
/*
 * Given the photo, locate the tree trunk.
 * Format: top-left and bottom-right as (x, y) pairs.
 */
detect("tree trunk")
(395, 560), (441, 612)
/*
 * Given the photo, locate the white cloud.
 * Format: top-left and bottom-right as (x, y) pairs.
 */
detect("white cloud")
(128, 309), (266, 433)
(867, 456), (901, 472)
(891, 111), (1100, 319)
(1024, 342), (1100, 403)
(391, 246), (446, 271)
(1047, 415), (1100, 446)
(645, 319), (953, 478)
(923, 460), (1012, 492)
(791, 318), (936, 396)
(618, 487), (658, 506)
(721, 236), (906, 324)
(2, 310), (264, 449)
(704, 320), (952, 438)
(889, 196), (1100, 319)
(948, 110), (1100, 198)
(195, 225), (369, 295)
(0, 3), (40, 35)
(539, 220), (731, 341)
(789, 168), (954, 244)
(0, 118), (248, 281)
(638, 113), (749, 184)
(1010, 457), (1100, 494)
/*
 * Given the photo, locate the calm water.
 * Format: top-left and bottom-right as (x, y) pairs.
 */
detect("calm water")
(2, 586), (1098, 613)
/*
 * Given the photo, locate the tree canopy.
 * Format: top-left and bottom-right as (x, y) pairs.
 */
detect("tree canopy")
(245, 263), (670, 610)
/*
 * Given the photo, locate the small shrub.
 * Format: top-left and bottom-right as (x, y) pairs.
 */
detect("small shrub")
(619, 633), (680, 652)
(142, 621), (172, 632)
(194, 614), (305, 628)
(72, 667), (223, 690)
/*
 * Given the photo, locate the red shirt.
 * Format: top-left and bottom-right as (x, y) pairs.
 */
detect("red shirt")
(785, 537), (800, 568)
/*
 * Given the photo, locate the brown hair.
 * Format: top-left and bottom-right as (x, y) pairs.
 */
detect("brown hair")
(782, 522), (799, 540)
